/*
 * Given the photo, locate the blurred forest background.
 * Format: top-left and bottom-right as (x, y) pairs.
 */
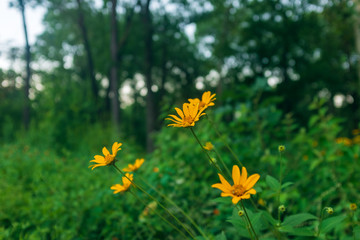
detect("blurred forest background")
(1, 0), (360, 239)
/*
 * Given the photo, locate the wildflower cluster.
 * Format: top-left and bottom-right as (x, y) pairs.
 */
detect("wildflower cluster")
(166, 91), (216, 127)
(89, 143), (145, 193)
(86, 90), (358, 240)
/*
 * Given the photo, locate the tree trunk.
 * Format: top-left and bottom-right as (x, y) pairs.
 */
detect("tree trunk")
(142, 0), (155, 152)
(110, 0), (120, 131)
(76, 0), (98, 104)
(353, 0), (360, 126)
(354, 0), (360, 97)
(19, 0), (31, 130)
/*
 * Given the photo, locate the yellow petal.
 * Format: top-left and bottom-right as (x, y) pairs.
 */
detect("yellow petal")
(232, 196), (241, 204)
(175, 108), (184, 119)
(89, 163), (106, 170)
(218, 173), (232, 190)
(112, 142), (122, 155)
(245, 188), (256, 195)
(244, 174), (260, 190)
(212, 183), (231, 193)
(240, 167), (247, 184)
(221, 192), (234, 197)
(240, 194), (251, 199)
(94, 155), (105, 160)
(168, 114), (183, 123)
(102, 147), (110, 156)
(232, 165), (241, 185)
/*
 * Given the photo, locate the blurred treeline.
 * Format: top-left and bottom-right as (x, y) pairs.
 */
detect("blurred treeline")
(1, 0), (360, 152)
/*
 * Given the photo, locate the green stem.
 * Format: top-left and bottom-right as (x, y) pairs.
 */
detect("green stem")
(241, 200), (258, 240)
(137, 175), (209, 240)
(113, 164), (195, 239)
(205, 115), (244, 167)
(278, 151), (283, 213)
(189, 128), (225, 177)
(236, 204), (254, 240)
(128, 189), (188, 239)
(213, 147), (232, 179)
(316, 208), (326, 237)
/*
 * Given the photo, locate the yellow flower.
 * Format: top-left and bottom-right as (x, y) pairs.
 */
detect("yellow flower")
(166, 102), (205, 127)
(352, 129), (360, 135)
(111, 173), (133, 194)
(258, 198), (265, 206)
(350, 203), (357, 211)
(212, 165), (260, 204)
(188, 91), (216, 111)
(336, 137), (352, 146)
(203, 142), (214, 151)
(353, 135), (360, 144)
(123, 158), (145, 172)
(89, 142), (122, 170)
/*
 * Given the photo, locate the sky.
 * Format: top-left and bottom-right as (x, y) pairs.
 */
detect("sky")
(0, 0), (45, 69)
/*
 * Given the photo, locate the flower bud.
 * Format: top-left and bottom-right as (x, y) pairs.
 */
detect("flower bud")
(350, 203), (357, 211)
(326, 207), (334, 215)
(238, 210), (244, 216)
(278, 145), (286, 152)
(279, 205), (286, 212)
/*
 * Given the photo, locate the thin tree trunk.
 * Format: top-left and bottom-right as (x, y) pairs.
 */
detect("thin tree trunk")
(142, 0), (155, 152)
(19, 0), (31, 130)
(353, 0), (360, 127)
(354, 0), (360, 97)
(76, 0), (98, 104)
(110, 0), (120, 131)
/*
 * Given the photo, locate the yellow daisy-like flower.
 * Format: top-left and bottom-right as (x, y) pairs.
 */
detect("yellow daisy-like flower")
(188, 91), (216, 111)
(89, 142), (122, 170)
(110, 173), (133, 194)
(203, 142), (214, 151)
(166, 102), (206, 127)
(212, 165), (260, 204)
(335, 137), (352, 146)
(123, 158), (145, 172)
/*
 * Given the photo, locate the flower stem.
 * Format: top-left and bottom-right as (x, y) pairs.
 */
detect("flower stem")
(128, 189), (188, 239)
(137, 175), (209, 240)
(241, 200), (258, 240)
(205, 115), (244, 167)
(213, 147), (232, 179)
(189, 127), (226, 178)
(236, 204), (254, 240)
(277, 151), (283, 218)
(316, 208), (326, 237)
(112, 164), (195, 239)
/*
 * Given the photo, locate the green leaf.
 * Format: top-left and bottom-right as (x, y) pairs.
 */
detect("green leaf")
(279, 226), (315, 236)
(211, 197), (231, 205)
(354, 226), (360, 239)
(309, 115), (319, 127)
(281, 182), (293, 189)
(260, 210), (277, 225)
(320, 215), (346, 234)
(282, 213), (317, 227)
(214, 231), (227, 240)
(266, 175), (281, 191)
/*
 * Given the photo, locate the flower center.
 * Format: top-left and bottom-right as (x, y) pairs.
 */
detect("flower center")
(104, 155), (115, 164)
(232, 184), (246, 197)
(184, 115), (194, 124)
